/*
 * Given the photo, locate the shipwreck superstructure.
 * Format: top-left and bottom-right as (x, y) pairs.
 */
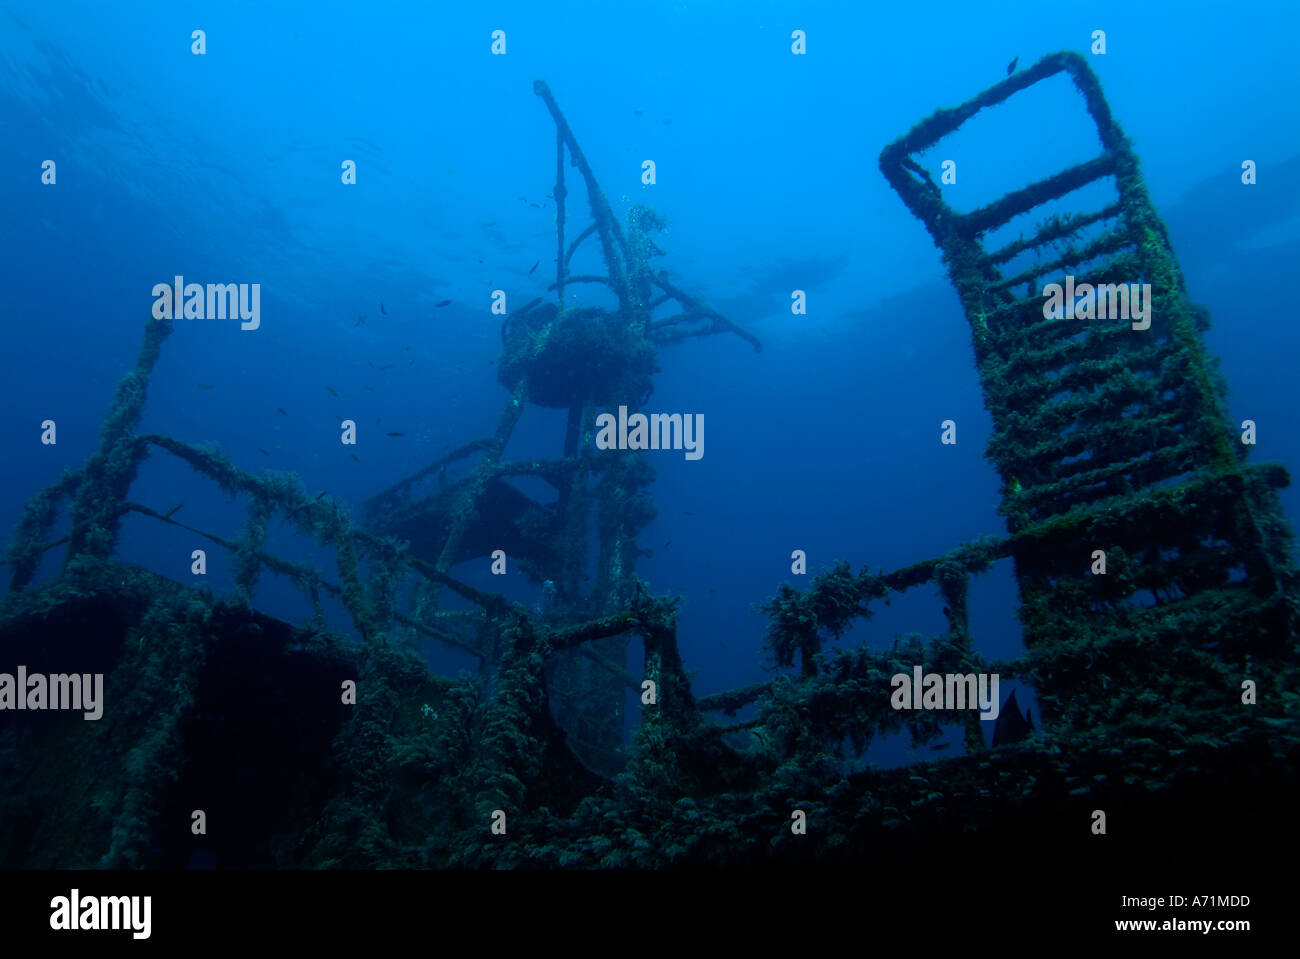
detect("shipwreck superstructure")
(1, 55), (1296, 869)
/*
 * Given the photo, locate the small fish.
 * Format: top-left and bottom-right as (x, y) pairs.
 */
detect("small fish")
(363, 385), (376, 392)
(528, 261), (539, 274)
(375, 418), (382, 425)
(708, 588), (717, 595)
(485, 220), (497, 227)
(380, 302), (387, 315)
(332, 411), (343, 421)
(683, 511), (693, 516)
(259, 448), (270, 457)
(386, 431), (405, 437)
(663, 118), (672, 125)
(325, 386), (340, 398)
(633, 109), (644, 116)
(930, 742), (952, 751)
(315, 491), (327, 500)
(380, 364), (393, 370)
(435, 300), (452, 308)
(350, 453), (360, 463)
(198, 383), (214, 390)
(529, 202), (540, 208)
(401, 345), (410, 353)
(663, 540), (671, 548)
(368, 361), (375, 369)
(1006, 56), (1018, 76)
(163, 503), (183, 519)
(355, 314), (367, 327)
(277, 407), (287, 416)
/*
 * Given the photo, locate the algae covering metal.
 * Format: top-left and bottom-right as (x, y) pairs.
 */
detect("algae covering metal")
(878, 51), (1299, 734)
(2, 58), (1297, 871)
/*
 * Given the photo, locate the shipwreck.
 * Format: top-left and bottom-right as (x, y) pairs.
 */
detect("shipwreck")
(1, 54), (1296, 869)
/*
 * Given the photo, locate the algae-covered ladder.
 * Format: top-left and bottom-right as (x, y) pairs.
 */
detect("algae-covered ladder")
(878, 51), (1297, 731)
(4, 55), (1297, 868)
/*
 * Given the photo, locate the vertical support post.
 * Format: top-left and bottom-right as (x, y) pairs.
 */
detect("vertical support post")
(65, 317), (173, 565)
(233, 498), (273, 604)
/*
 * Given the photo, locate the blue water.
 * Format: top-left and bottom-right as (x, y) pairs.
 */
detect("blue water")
(2, 2), (1298, 768)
